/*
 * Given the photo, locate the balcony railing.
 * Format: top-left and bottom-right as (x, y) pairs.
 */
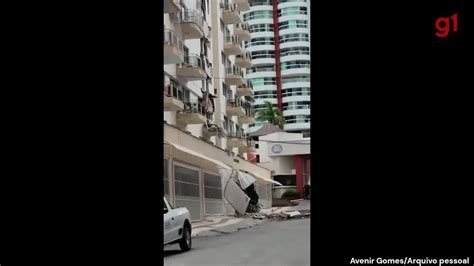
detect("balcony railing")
(235, 22), (249, 31)
(164, 30), (184, 51)
(164, 82), (181, 99)
(220, 2), (239, 12)
(226, 65), (244, 76)
(225, 35), (242, 45)
(228, 131), (247, 139)
(236, 51), (251, 60)
(177, 9), (208, 38)
(227, 97), (244, 108)
(238, 80), (253, 90)
(179, 54), (206, 69)
(179, 9), (205, 28)
(182, 100), (206, 116)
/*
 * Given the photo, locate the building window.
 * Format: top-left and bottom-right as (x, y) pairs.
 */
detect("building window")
(249, 77), (276, 86)
(282, 101), (311, 111)
(247, 65), (275, 75)
(280, 47), (310, 57)
(282, 75), (310, 84)
(249, 23), (274, 33)
(254, 90), (277, 99)
(250, 51), (275, 60)
(245, 37), (274, 48)
(256, 155), (260, 163)
(250, 0), (273, 6)
(278, 20), (308, 30)
(279, 33), (310, 44)
(283, 114), (311, 124)
(278, 6), (308, 17)
(282, 87), (310, 97)
(281, 60), (310, 70)
(243, 10), (273, 20)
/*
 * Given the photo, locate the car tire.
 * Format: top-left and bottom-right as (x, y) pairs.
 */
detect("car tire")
(179, 225), (192, 251)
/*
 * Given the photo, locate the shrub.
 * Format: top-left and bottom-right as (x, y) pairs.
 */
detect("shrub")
(282, 188), (298, 198)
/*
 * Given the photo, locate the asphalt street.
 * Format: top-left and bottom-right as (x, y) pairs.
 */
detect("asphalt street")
(164, 218), (310, 266)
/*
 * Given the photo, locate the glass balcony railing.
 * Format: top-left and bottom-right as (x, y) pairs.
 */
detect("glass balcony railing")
(226, 65), (244, 76)
(227, 97), (244, 108)
(236, 51), (251, 60)
(178, 9), (207, 30)
(182, 100), (206, 116)
(163, 30), (184, 51)
(225, 35), (242, 45)
(179, 54), (206, 70)
(235, 22), (250, 31)
(164, 82), (181, 99)
(220, 2), (239, 12)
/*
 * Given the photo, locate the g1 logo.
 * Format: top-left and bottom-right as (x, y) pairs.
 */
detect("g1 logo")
(435, 13), (459, 38)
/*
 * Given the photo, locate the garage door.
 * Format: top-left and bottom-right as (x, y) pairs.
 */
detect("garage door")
(173, 162), (202, 221)
(203, 172), (224, 215)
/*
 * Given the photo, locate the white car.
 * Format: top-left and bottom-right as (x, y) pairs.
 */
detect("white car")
(163, 197), (192, 251)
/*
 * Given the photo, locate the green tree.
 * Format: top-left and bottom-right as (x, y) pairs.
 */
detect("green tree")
(255, 101), (285, 128)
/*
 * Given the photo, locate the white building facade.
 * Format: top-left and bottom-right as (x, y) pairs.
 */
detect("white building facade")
(163, 0), (275, 221)
(242, 0), (311, 135)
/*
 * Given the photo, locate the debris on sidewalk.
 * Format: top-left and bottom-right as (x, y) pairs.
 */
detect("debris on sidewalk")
(245, 213), (265, 219)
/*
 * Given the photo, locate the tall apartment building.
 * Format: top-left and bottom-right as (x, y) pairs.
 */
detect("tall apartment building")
(242, 0), (311, 135)
(163, 0), (276, 221)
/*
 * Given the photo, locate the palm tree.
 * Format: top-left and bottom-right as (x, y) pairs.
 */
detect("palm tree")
(255, 101), (285, 128)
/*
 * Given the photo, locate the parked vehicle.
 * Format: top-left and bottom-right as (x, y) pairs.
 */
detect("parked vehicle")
(163, 197), (192, 251)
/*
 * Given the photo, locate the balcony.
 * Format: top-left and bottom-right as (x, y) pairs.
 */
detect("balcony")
(238, 103), (256, 124)
(176, 54), (207, 80)
(164, 0), (181, 13)
(176, 100), (207, 125)
(163, 30), (185, 64)
(239, 140), (256, 153)
(225, 65), (245, 86)
(224, 36), (244, 56)
(202, 122), (224, 137)
(227, 132), (248, 148)
(234, 23), (251, 41)
(226, 98), (246, 116)
(234, 0), (251, 11)
(177, 9), (206, 39)
(235, 51), (252, 68)
(221, 3), (242, 24)
(163, 83), (185, 111)
(236, 80), (254, 97)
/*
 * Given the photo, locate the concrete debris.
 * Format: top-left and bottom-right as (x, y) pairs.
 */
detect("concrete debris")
(263, 208), (310, 220)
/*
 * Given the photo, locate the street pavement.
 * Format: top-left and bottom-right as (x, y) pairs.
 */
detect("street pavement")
(164, 218), (310, 266)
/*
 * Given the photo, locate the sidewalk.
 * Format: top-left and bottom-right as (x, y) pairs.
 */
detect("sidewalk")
(191, 216), (264, 238)
(191, 200), (310, 238)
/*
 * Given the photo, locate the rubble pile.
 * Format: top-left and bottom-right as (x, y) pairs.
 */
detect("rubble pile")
(262, 209), (310, 220)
